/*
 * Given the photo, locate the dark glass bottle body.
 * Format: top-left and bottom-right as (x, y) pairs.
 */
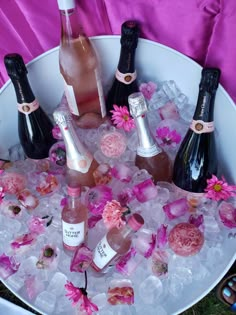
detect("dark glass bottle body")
(172, 68), (220, 193)
(106, 21), (139, 115)
(4, 54), (56, 159)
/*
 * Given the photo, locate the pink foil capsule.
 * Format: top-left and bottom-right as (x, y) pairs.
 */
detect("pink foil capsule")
(168, 223), (204, 256)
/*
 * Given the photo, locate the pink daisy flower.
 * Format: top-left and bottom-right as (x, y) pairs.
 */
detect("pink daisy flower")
(110, 105), (135, 132)
(156, 126), (181, 148)
(205, 175), (236, 201)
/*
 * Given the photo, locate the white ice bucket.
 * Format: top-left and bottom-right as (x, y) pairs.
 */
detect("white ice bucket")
(0, 36), (236, 315)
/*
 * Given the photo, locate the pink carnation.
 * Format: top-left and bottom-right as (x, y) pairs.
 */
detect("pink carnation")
(102, 200), (127, 229)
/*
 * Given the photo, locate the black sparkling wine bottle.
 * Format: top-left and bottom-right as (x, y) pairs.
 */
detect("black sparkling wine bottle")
(4, 53), (56, 159)
(106, 20), (139, 115)
(172, 68), (221, 193)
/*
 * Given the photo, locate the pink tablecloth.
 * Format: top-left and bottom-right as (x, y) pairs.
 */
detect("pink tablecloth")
(0, 0), (236, 102)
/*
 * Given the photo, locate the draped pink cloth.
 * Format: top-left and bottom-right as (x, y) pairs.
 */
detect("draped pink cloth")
(0, 0), (236, 102)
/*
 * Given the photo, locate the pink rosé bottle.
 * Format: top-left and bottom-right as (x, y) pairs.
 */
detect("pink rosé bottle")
(62, 185), (88, 252)
(91, 213), (144, 272)
(57, 0), (106, 128)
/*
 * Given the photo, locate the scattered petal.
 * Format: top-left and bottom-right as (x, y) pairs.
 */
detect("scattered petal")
(163, 198), (188, 220)
(70, 244), (93, 273)
(218, 201), (236, 228)
(132, 179), (157, 203)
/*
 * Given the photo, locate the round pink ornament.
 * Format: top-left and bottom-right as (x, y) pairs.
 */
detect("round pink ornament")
(168, 222), (204, 256)
(100, 131), (127, 158)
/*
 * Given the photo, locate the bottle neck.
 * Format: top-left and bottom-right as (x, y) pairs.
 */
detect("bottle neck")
(10, 75), (35, 104)
(57, 116), (93, 173)
(68, 194), (80, 210)
(135, 113), (161, 157)
(117, 46), (136, 74)
(193, 89), (216, 122)
(59, 7), (84, 42)
(120, 223), (136, 239)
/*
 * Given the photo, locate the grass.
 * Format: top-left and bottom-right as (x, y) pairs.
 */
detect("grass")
(1, 264), (235, 315)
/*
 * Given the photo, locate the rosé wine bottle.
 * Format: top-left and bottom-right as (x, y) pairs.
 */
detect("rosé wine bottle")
(62, 185), (88, 252)
(91, 213), (144, 272)
(128, 92), (172, 183)
(57, 0), (106, 129)
(53, 106), (98, 188)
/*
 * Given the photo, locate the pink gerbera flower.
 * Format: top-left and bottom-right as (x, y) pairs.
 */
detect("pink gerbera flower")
(156, 126), (181, 148)
(205, 175), (236, 201)
(110, 105), (135, 132)
(65, 281), (98, 315)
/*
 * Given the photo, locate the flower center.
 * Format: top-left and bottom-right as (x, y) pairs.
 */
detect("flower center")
(123, 115), (129, 121)
(213, 184), (222, 192)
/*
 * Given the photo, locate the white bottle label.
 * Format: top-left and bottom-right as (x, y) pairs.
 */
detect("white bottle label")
(95, 69), (106, 118)
(62, 76), (79, 116)
(92, 235), (117, 270)
(62, 221), (84, 247)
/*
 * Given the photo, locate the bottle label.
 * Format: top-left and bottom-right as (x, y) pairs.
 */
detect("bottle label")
(115, 69), (137, 85)
(62, 76), (79, 116)
(62, 220), (85, 247)
(67, 151), (93, 173)
(137, 144), (161, 157)
(17, 100), (39, 115)
(92, 235), (117, 270)
(190, 120), (214, 134)
(95, 69), (106, 118)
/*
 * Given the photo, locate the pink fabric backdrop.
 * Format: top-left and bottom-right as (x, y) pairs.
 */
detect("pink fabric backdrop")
(0, 0), (236, 102)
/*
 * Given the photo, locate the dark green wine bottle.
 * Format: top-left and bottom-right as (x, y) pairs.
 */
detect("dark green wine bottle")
(173, 68), (220, 193)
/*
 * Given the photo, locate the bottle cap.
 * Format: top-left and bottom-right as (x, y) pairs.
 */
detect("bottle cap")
(67, 185), (81, 197)
(120, 20), (139, 49)
(200, 68), (221, 93)
(128, 92), (148, 118)
(127, 213), (144, 231)
(57, 0), (76, 10)
(4, 53), (28, 79)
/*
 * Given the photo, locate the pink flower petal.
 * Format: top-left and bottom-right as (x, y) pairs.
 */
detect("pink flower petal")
(110, 163), (132, 183)
(218, 201), (236, 228)
(158, 101), (180, 120)
(163, 198), (188, 220)
(0, 253), (20, 279)
(157, 224), (168, 249)
(85, 185), (113, 216)
(132, 179), (157, 203)
(70, 244), (93, 273)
